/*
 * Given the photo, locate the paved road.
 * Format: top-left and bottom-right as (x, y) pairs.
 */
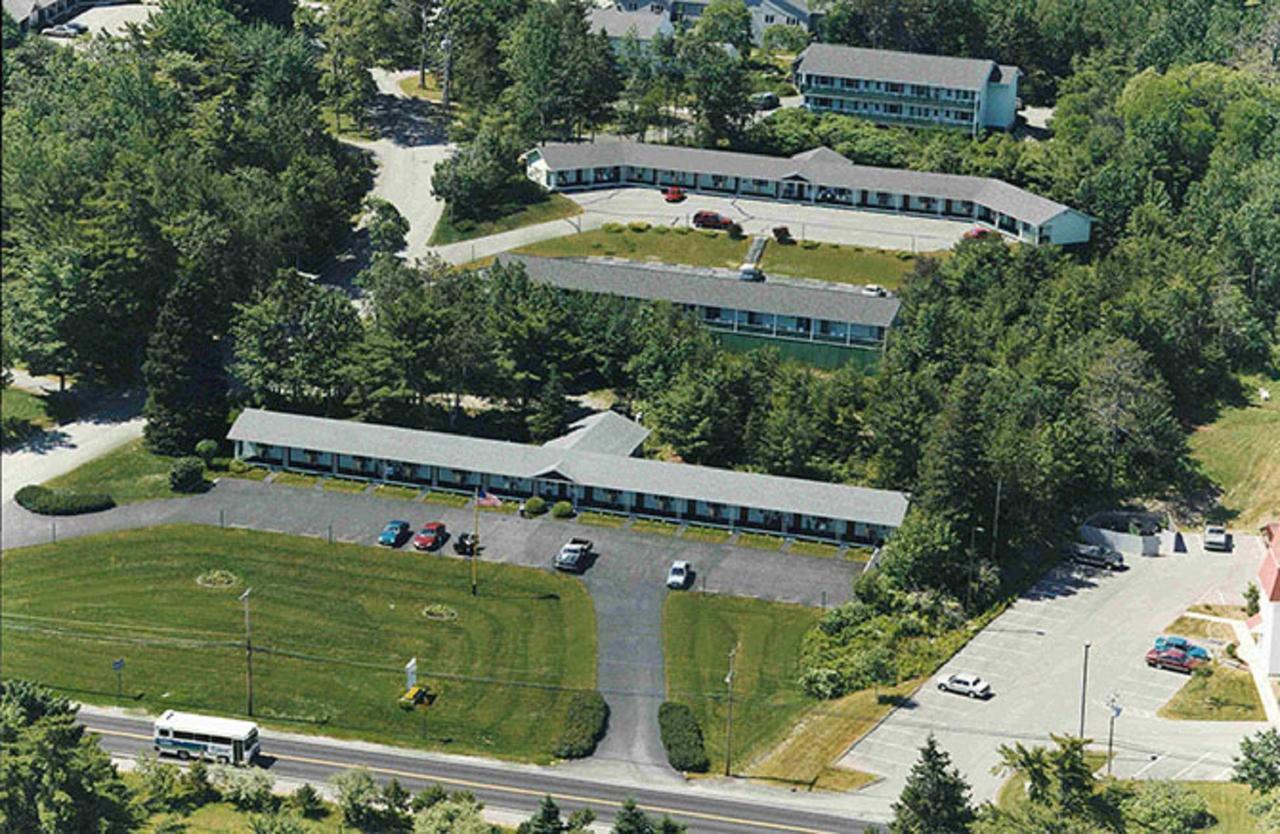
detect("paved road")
(839, 536), (1269, 810)
(1, 375), (144, 505)
(79, 708), (876, 833)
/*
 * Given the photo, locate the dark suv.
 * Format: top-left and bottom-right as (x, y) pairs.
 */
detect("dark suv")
(693, 211), (733, 230)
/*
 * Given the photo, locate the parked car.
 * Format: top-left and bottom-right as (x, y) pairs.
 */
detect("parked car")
(453, 532), (478, 555)
(1146, 647), (1204, 674)
(963, 227), (996, 240)
(937, 673), (993, 699)
(43, 24), (76, 37)
(412, 521), (447, 551)
(750, 91), (780, 110)
(555, 538), (594, 572)
(661, 186), (686, 203)
(1154, 636), (1210, 661)
(693, 211), (734, 230)
(667, 560), (692, 589)
(1204, 525), (1231, 552)
(1067, 542), (1125, 571)
(861, 284), (889, 298)
(378, 520), (412, 547)
(737, 263), (765, 282)
(64, 20), (87, 33)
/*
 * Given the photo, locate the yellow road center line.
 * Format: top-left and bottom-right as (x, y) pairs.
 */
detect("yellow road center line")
(86, 726), (840, 834)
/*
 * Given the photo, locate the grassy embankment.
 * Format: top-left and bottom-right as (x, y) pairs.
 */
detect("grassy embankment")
(2, 385), (76, 449)
(2, 526), (597, 763)
(428, 180), (582, 246)
(1189, 371), (1280, 529)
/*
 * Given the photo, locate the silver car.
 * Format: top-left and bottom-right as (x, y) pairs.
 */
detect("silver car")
(937, 672), (993, 699)
(667, 561), (692, 589)
(1204, 525), (1231, 552)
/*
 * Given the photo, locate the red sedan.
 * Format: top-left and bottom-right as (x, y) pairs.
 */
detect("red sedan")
(661, 186), (686, 203)
(693, 210), (734, 230)
(1145, 648), (1203, 674)
(412, 522), (447, 551)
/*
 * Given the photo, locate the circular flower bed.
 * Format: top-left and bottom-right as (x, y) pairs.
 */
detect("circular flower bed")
(421, 604), (458, 622)
(196, 569), (239, 589)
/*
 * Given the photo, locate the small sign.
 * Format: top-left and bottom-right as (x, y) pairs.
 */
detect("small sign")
(112, 658), (125, 672)
(406, 657), (417, 690)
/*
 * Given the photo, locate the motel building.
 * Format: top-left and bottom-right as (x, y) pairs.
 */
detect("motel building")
(502, 254), (901, 352)
(229, 408), (910, 546)
(523, 142), (1093, 246)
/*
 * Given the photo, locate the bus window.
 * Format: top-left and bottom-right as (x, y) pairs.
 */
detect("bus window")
(158, 729), (171, 738)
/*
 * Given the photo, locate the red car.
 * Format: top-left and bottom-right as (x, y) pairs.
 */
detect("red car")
(693, 210), (733, 230)
(661, 186), (686, 203)
(1145, 648), (1203, 674)
(412, 522), (447, 551)
(963, 227), (996, 240)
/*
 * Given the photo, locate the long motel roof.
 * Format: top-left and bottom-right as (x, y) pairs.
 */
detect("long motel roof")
(795, 43), (1018, 90)
(501, 254), (902, 328)
(528, 141), (1078, 226)
(229, 408), (910, 527)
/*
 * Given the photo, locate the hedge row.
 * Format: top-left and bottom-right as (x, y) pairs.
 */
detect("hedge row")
(14, 485), (115, 516)
(555, 691), (609, 759)
(657, 701), (709, 772)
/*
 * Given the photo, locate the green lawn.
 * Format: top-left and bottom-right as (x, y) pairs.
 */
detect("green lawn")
(517, 226), (750, 268)
(43, 438), (201, 504)
(429, 181), (582, 246)
(424, 491), (470, 507)
(632, 519), (679, 536)
(321, 477), (368, 494)
(1159, 664), (1265, 721)
(736, 532), (785, 551)
(578, 511), (626, 528)
(2, 385), (77, 449)
(398, 73), (444, 102)
(1190, 374), (1280, 528)
(663, 593), (820, 775)
(760, 241), (923, 289)
(374, 484), (421, 501)
(789, 541), (840, 558)
(681, 525), (731, 544)
(2, 526), (597, 763)
(272, 471), (318, 489)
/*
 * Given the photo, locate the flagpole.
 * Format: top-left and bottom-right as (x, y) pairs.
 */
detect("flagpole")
(471, 486), (479, 596)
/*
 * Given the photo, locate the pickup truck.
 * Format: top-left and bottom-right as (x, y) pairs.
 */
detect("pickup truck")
(555, 538), (594, 572)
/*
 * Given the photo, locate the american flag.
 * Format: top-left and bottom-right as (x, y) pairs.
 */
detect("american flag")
(475, 488), (502, 508)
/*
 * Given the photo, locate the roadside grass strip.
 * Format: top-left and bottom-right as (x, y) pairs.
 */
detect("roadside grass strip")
(1, 525), (597, 763)
(788, 540), (839, 558)
(478, 499), (520, 514)
(681, 525), (731, 544)
(736, 532), (785, 551)
(321, 478), (368, 494)
(222, 466), (270, 482)
(664, 593), (820, 778)
(842, 546), (876, 563)
(423, 491), (470, 508)
(577, 511), (626, 528)
(1158, 664), (1266, 721)
(273, 472), (319, 489)
(373, 484), (422, 501)
(632, 519), (679, 536)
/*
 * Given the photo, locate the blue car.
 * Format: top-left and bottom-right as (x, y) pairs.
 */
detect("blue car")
(378, 520), (411, 547)
(1154, 636), (1210, 661)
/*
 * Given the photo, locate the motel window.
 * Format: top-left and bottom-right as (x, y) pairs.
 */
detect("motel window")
(764, 13), (774, 22)
(786, 16), (797, 24)
(886, 82), (903, 93)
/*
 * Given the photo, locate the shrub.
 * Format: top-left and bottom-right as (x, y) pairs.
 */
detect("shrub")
(1121, 781), (1210, 834)
(194, 439), (219, 464)
(653, 225), (670, 234)
(555, 691), (609, 758)
(801, 239), (820, 249)
(551, 500), (575, 518)
(590, 241), (603, 249)
(136, 753), (181, 811)
(181, 759), (216, 806)
(628, 221), (650, 232)
(14, 484), (115, 515)
(331, 768), (381, 827)
(169, 457), (206, 493)
(1227, 642), (1239, 660)
(211, 764), (274, 811)
(799, 666), (847, 699)
(602, 222), (624, 233)
(657, 702), (709, 772)
(1246, 582), (1261, 617)
(727, 222), (745, 239)
(673, 227), (692, 236)
(896, 251), (914, 260)
(228, 458), (251, 474)
(289, 783), (324, 818)
(247, 811), (309, 834)
(523, 496), (547, 516)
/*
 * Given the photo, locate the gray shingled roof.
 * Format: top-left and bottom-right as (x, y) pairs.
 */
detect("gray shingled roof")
(531, 141), (1076, 226)
(229, 409), (909, 527)
(795, 43), (1010, 90)
(588, 7), (670, 40)
(502, 254), (902, 329)
(543, 410), (651, 456)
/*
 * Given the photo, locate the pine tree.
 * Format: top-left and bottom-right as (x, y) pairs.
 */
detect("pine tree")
(142, 271), (228, 455)
(527, 371), (570, 443)
(611, 799), (653, 834)
(518, 795), (566, 834)
(890, 734), (974, 834)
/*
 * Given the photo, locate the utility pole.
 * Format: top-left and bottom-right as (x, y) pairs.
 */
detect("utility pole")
(967, 525), (985, 610)
(240, 588), (254, 717)
(1078, 642), (1091, 739)
(471, 489), (479, 596)
(1105, 693), (1122, 776)
(724, 646), (737, 777)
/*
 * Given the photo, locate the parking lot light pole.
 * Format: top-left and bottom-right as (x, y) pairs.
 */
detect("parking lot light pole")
(1078, 642), (1091, 738)
(724, 647), (737, 777)
(1106, 693), (1122, 776)
(967, 526), (985, 610)
(240, 587), (254, 717)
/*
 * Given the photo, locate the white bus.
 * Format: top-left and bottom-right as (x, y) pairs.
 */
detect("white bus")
(153, 710), (261, 766)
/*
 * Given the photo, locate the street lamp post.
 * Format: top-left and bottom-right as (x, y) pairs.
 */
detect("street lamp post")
(1078, 642), (1091, 738)
(724, 647), (737, 777)
(240, 588), (254, 717)
(1106, 693), (1122, 776)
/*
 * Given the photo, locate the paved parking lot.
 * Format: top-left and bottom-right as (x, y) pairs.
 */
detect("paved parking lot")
(570, 187), (976, 253)
(64, 3), (155, 39)
(838, 536), (1269, 807)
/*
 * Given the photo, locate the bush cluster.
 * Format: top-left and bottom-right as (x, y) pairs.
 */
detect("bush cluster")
(14, 485), (115, 515)
(554, 691), (609, 758)
(169, 457), (206, 492)
(602, 222), (625, 233)
(627, 221), (650, 232)
(657, 702), (709, 772)
(551, 500), (574, 518)
(523, 495), (548, 516)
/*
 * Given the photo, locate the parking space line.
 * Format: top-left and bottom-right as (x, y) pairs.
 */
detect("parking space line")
(1130, 756), (1164, 779)
(1170, 753), (1211, 781)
